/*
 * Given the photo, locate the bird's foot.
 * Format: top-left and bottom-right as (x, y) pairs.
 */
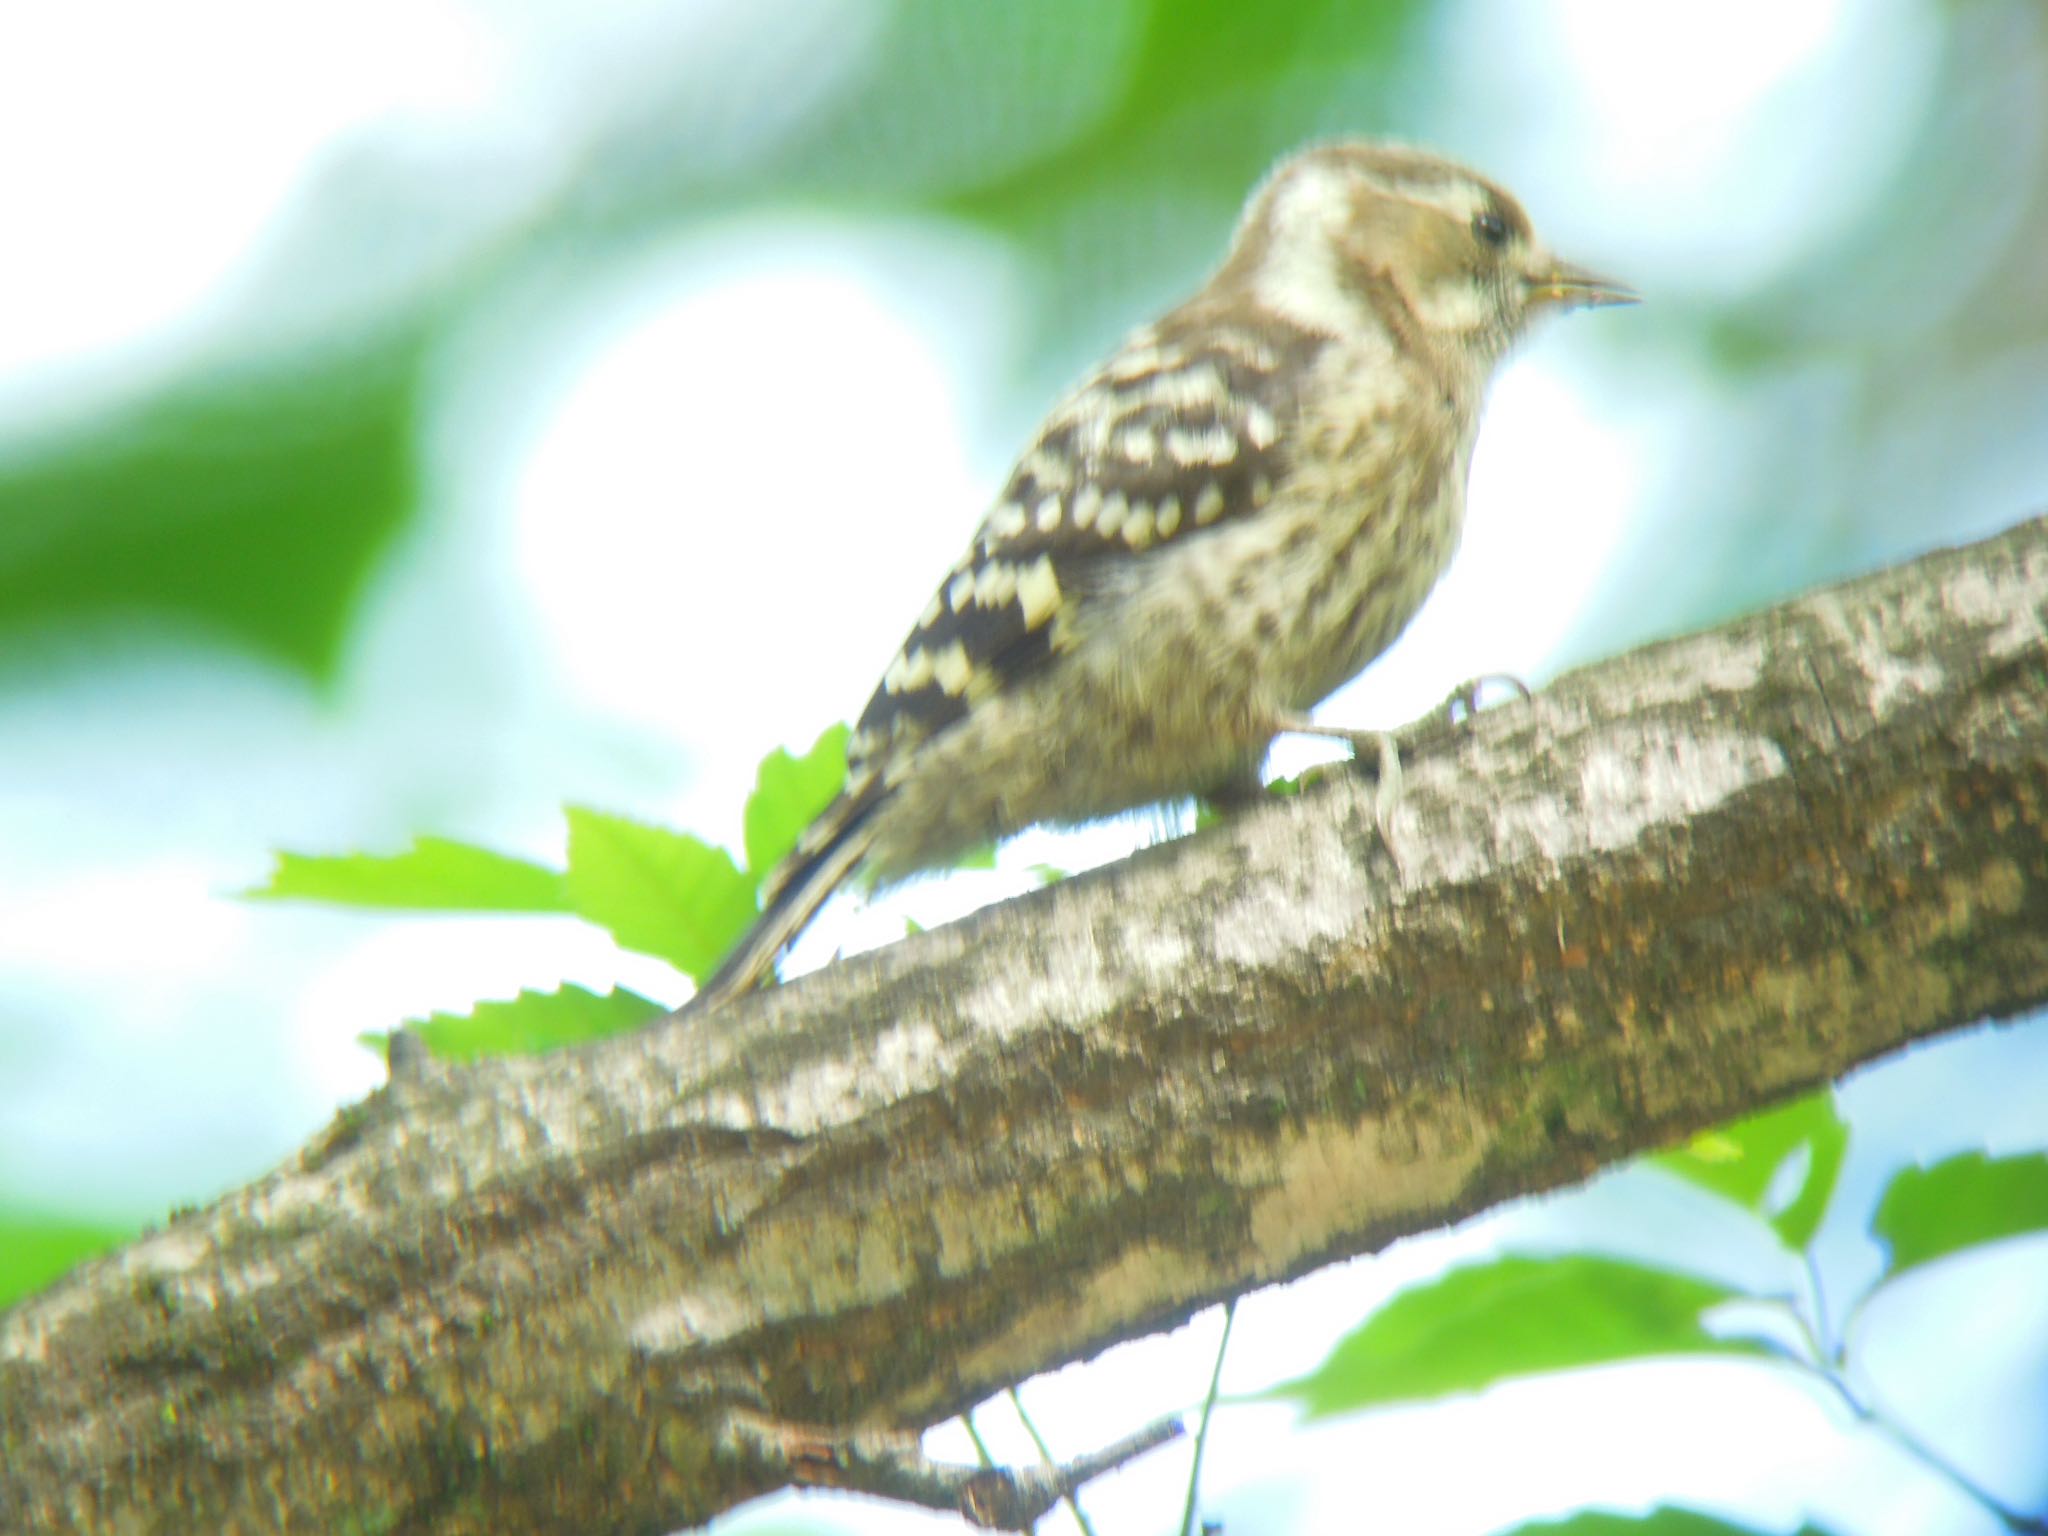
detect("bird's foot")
(1439, 672), (1533, 726)
(1270, 711), (1404, 861)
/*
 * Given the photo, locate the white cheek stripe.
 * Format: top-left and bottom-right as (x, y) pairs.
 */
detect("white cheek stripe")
(1414, 281), (1495, 335)
(1249, 168), (1373, 336)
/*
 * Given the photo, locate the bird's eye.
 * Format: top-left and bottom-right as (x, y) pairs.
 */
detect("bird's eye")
(1471, 209), (1510, 249)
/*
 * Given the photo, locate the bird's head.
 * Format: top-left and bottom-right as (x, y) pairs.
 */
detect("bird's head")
(1221, 140), (1634, 378)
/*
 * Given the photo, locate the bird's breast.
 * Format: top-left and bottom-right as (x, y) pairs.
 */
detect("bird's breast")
(1260, 360), (1475, 708)
(1283, 439), (1467, 706)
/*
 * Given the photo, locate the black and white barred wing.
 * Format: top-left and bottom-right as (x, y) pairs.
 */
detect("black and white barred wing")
(847, 315), (1319, 778)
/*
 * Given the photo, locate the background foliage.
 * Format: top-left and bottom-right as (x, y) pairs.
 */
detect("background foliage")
(3, 1), (2046, 1532)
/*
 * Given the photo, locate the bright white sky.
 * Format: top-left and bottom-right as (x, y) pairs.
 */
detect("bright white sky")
(6, 3), (2035, 1534)
(0, 1), (503, 383)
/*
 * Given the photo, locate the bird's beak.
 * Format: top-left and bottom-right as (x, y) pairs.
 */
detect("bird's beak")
(1524, 257), (1637, 312)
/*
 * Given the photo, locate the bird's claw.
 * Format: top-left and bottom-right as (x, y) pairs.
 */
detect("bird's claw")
(1441, 671), (1540, 729)
(1439, 672), (1533, 726)
(1269, 711), (1404, 867)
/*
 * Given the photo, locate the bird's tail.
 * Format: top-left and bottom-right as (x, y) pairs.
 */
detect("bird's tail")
(686, 786), (883, 1014)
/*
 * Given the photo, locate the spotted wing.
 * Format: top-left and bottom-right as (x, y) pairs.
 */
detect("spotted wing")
(847, 314), (1323, 775)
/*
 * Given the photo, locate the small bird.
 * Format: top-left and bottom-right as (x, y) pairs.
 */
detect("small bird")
(694, 139), (1633, 1009)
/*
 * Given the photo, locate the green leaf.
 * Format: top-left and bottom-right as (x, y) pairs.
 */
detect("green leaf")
(389, 985), (667, 1061)
(0, 333), (424, 685)
(742, 723), (851, 880)
(1654, 1091), (1848, 1249)
(0, 1211), (133, 1309)
(246, 837), (570, 912)
(1506, 1511), (1836, 1536)
(564, 807), (757, 980)
(1872, 1150), (2048, 1282)
(1265, 1255), (1764, 1420)
(1195, 774), (1302, 830)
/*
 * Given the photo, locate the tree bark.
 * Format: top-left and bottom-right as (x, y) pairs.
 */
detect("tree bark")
(4, 515), (2046, 1536)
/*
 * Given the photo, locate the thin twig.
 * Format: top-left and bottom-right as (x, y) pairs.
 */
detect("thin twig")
(1799, 1248), (1837, 1363)
(961, 1409), (997, 1470)
(1858, 1390), (2048, 1534)
(1764, 1350), (2047, 1534)
(733, 1409), (1184, 1531)
(1179, 1299), (1238, 1536)
(1009, 1386), (1099, 1536)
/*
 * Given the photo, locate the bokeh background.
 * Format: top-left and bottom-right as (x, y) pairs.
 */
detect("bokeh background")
(3, 1), (2046, 1532)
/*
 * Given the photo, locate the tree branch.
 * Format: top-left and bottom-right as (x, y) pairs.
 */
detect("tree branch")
(4, 515), (2045, 1536)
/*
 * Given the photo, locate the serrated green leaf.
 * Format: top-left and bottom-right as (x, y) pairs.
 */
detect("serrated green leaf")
(564, 807), (757, 980)
(742, 723), (851, 880)
(246, 837), (570, 912)
(1507, 1510), (1835, 1536)
(1873, 1151), (2048, 1282)
(1654, 1091), (1848, 1249)
(397, 985), (667, 1061)
(1265, 1255), (1764, 1420)
(0, 1211), (133, 1308)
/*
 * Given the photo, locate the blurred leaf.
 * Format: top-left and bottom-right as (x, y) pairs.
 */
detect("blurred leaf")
(564, 807), (756, 980)
(1507, 1511), (1836, 1536)
(1267, 1255), (1765, 1420)
(0, 1211), (132, 1309)
(742, 723), (850, 880)
(1654, 1091), (1847, 1249)
(1109, 0), (1413, 139)
(247, 837), (569, 912)
(0, 335), (423, 684)
(775, 0), (1145, 198)
(964, 0), (1420, 206)
(1028, 862), (1069, 887)
(1698, 311), (1804, 376)
(385, 985), (666, 1062)
(1872, 1151), (2048, 1283)
(952, 841), (999, 872)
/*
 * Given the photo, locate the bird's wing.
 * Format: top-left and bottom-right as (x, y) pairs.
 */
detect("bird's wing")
(846, 313), (1322, 778)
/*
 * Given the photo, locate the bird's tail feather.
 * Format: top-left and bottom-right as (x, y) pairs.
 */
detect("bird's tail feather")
(686, 789), (882, 1014)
